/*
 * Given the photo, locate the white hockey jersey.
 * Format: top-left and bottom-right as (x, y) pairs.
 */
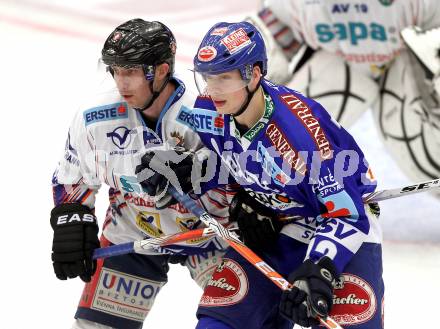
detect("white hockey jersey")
(266, 0), (440, 74)
(52, 77), (233, 253)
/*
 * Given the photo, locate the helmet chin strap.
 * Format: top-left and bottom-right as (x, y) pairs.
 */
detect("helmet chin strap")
(135, 75), (170, 112)
(231, 79), (262, 118)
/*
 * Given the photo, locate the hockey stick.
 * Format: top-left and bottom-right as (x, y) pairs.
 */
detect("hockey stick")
(92, 226), (234, 260)
(94, 177), (440, 259)
(94, 177), (440, 258)
(168, 186), (343, 329)
(363, 178), (440, 203)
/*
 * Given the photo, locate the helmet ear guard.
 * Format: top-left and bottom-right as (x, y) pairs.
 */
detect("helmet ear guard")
(142, 65), (156, 81)
(240, 62), (265, 81)
(240, 64), (253, 81)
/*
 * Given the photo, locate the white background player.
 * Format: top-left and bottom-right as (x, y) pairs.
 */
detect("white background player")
(248, 0), (440, 190)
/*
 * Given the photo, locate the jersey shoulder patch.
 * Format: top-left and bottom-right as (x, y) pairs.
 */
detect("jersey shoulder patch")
(176, 105), (225, 136)
(83, 102), (129, 126)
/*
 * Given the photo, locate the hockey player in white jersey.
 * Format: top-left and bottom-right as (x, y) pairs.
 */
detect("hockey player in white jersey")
(248, 0), (440, 189)
(50, 19), (233, 329)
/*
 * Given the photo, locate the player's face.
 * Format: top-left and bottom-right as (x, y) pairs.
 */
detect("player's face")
(206, 70), (249, 114)
(112, 66), (151, 108)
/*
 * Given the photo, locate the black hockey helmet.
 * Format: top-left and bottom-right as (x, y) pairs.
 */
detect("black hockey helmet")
(101, 18), (176, 80)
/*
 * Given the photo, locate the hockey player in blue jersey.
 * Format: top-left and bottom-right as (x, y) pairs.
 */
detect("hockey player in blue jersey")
(139, 21), (384, 329)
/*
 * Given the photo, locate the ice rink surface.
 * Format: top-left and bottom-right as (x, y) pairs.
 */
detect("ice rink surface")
(0, 0), (438, 328)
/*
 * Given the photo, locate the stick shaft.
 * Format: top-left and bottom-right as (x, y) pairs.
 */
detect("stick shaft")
(93, 227), (221, 259)
(363, 178), (440, 203)
(168, 187), (343, 329)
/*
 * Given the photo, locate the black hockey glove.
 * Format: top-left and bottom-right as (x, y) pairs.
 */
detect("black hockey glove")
(279, 257), (338, 327)
(135, 148), (202, 210)
(50, 203), (100, 282)
(229, 189), (283, 250)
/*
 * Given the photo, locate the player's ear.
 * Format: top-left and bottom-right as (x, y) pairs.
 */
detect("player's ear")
(250, 65), (262, 89)
(156, 63), (170, 80)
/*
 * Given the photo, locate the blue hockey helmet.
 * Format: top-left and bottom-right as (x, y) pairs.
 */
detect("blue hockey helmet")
(193, 21), (268, 80)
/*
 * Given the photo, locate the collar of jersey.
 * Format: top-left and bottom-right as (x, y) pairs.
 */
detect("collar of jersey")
(136, 77), (185, 134)
(232, 91), (275, 143)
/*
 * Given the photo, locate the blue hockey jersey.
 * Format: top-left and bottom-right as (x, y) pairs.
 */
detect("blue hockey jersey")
(177, 79), (382, 272)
